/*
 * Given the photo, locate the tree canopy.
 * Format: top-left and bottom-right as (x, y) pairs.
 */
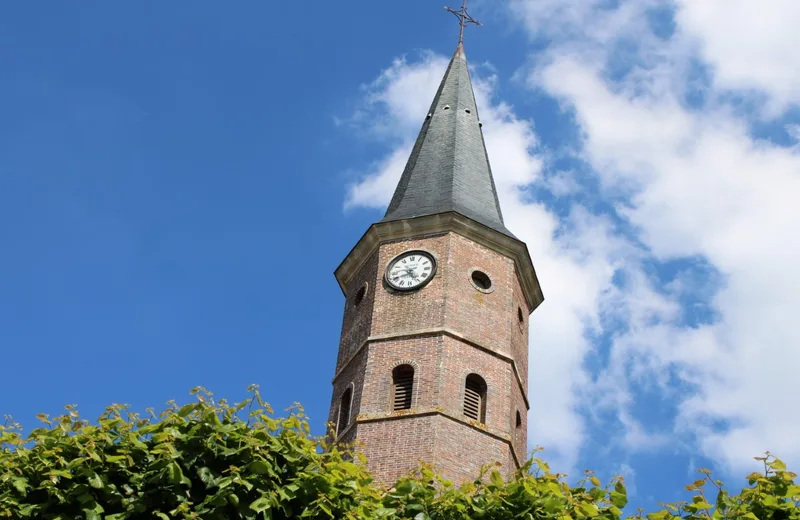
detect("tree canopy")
(1, 387), (798, 519)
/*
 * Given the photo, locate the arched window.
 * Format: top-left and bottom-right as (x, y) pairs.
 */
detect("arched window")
(515, 410), (523, 447)
(337, 387), (352, 435)
(392, 365), (414, 411)
(463, 374), (487, 423)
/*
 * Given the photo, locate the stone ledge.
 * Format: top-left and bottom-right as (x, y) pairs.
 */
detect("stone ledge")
(333, 212), (543, 313)
(332, 328), (530, 410)
(333, 407), (522, 469)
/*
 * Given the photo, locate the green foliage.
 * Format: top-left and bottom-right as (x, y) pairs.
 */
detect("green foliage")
(0, 387), (797, 519)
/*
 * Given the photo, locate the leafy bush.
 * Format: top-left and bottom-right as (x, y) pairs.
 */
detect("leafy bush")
(0, 387), (797, 519)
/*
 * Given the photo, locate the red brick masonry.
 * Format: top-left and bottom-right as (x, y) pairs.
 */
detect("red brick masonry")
(329, 232), (530, 486)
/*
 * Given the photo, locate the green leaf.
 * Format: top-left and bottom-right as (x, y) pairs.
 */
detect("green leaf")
(250, 495), (271, 513)
(589, 476), (600, 487)
(83, 509), (101, 520)
(763, 495), (779, 507)
(249, 460), (272, 475)
(786, 484), (800, 498)
(177, 404), (196, 417)
(489, 470), (504, 487)
(77, 493), (94, 504)
(578, 502), (599, 517)
(154, 513), (170, 520)
(209, 493), (227, 507)
(12, 478), (28, 494)
(86, 471), (103, 490)
(49, 469), (72, 479)
(610, 491), (628, 508)
(547, 481), (564, 496)
(197, 466), (215, 487)
(166, 461), (187, 486)
(543, 498), (563, 513)
(414, 513), (431, 520)
(769, 458), (787, 471)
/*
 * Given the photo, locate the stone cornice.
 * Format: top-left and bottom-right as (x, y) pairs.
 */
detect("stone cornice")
(333, 212), (544, 313)
(332, 328), (530, 411)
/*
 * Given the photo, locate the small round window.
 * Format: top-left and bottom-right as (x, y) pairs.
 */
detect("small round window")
(470, 270), (492, 292)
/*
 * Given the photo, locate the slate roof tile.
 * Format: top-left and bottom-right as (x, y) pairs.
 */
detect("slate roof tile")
(380, 43), (516, 239)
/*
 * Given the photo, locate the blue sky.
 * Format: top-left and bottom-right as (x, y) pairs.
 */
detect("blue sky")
(2, 0), (799, 514)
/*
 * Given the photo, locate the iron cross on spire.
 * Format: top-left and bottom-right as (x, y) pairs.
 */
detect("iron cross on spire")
(444, 0), (482, 45)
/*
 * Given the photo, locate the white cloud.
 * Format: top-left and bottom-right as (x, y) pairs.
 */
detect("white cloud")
(341, 51), (627, 473)
(344, 145), (411, 210)
(513, 0), (800, 477)
(674, 0), (800, 115)
(788, 124), (800, 150)
(341, 0), (800, 483)
(358, 54), (450, 139)
(544, 170), (582, 197)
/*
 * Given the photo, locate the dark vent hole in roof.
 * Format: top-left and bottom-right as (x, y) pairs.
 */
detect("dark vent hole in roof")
(443, 105), (451, 110)
(464, 109), (471, 114)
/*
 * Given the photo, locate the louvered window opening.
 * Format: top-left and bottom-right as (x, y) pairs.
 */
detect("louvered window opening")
(392, 366), (414, 411)
(464, 378), (484, 422)
(338, 388), (352, 435)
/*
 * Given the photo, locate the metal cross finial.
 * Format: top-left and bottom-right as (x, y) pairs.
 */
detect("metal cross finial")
(444, 0), (482, 45)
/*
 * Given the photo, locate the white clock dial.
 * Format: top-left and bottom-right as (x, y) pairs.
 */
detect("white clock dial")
(385, 251), (436, 291)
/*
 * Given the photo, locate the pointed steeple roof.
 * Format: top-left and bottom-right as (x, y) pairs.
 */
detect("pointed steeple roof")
(380, 43), (515, 239)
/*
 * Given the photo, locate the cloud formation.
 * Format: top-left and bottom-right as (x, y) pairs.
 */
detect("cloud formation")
(341, 0), (799, 484)
(512, 0), (800, 475)
(342, 50), (627, 473)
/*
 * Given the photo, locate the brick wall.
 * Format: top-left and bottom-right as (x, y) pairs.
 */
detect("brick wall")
(329, 231), (531, 486)
(336, 250), (379, 372)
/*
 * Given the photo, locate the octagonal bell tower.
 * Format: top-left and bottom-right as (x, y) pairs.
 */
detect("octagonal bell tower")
(328, 38), (543, 486)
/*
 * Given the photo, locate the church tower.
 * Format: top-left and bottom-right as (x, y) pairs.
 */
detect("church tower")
(329, 14), (543, 485)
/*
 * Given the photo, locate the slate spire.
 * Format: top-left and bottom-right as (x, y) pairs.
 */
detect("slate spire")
(381, 43), (515, 239)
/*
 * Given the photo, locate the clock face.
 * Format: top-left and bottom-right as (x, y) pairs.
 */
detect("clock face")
(385, 251), (436, 291)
